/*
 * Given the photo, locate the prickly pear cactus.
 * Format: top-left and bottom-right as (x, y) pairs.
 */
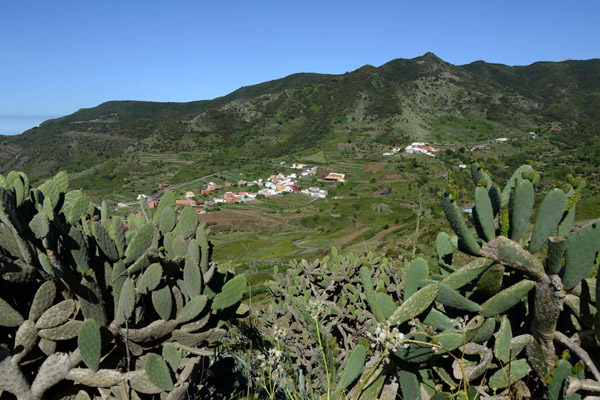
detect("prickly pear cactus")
(0, 171), (247, 400)
(433, 163), (600, 398)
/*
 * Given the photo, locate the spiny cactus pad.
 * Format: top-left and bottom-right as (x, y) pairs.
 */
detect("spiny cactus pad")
(29, 281), (57, 321)
(183, 256), (202, 298)
(38, 320), (83, 341)
(176, 206), (198, 239)
(404, 257), (429, 300)
(336, 344), (366, 391)
(152, 286), (173, 320)
(508, 179), (534, 242)
(480, 280), (535, 317)
(176, 295), (208, 323)
(162, 343), (181, 372)
(488, 359), (531, 389)
(116, 278), (136, 325)
(528, 188), (566, 253)
(441, 192), (481, 256)
(211, 275), (247, 311)
(123, 222), (154, 264)
(137, 263), (163, 294)
(36, 299), (76, 329)
(144, 353), (174, 392)
(474, 186), (495, 242)
(389, 283), (439, 325)
(494, 315), (512, 364)
(159, 206), (177, 234)
(563, 219), (600, 290)
(78, 319), (102, 372)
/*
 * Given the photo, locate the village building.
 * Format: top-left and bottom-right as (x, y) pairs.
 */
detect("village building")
(325, 172), (345, 182)
(175, 199), (196, 206)
(185, 191), (195, 198)
(404, 142), (438, 157)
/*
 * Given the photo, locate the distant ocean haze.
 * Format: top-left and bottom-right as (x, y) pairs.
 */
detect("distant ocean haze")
(0, 115), (57, 135)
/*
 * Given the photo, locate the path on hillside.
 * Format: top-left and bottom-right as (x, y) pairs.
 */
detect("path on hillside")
(367, 224), (403, 243)
(333, 227), (370, 247)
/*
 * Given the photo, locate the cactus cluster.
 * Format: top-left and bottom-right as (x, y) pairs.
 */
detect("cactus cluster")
(251, 163), (600, 399)
(255, 251), (398, 398)
(0, 171), (247, 400)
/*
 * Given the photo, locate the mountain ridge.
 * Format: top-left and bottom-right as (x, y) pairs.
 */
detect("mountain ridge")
(1, 52), (599, 188)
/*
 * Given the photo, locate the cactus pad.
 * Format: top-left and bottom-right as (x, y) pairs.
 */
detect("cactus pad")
(29, 281), (57, 321)
(389, 283), (439, 325)
(124, 223), (155, 264)
(528, 189), (566, 253)
(494, 315), (512, 364)
(93, 221), (119, 261)
(404, 257), (429, 300)
(474, 186), (495, 242)
(159, 206), (177, 234)
(152, 286), (173, 320)
(183, 256), (202, 298)
(480, 280), (535, 317)
(137, 263), (163, 294)
(116, 278), (136, 325)
(144, 353), (174, 392)
(162, 343), (181, 372)
(36, 299), (76, 329)
(508, 179), (534, 242)
(38, 320), (83, 341)
(176, 206), (198, 239)
(176, 295), (208, 323)
(441, 192), (481, 256)
(78, 319), (102, 372)
(337, 344), (366, 391)
(501, 165), (534, 207)
(563, 219), (600, 290)
(211, 275), (247, 311)
(488, 359), (531, 389)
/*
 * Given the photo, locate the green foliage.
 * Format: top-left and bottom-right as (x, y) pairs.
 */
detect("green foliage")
(0, 170), (246, 400)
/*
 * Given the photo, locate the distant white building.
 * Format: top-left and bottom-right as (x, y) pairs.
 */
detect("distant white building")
(495, 138), (508, 142)
(325, 172), (345, 182)
(405, 142), (438, 157)
(258, 188), (278, 197)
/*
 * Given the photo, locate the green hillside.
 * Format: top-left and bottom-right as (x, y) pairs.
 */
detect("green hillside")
(1, 53), (599, 188)
(1, 53), (599, 268)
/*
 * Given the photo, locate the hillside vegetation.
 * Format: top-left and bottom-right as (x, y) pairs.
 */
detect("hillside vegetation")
(1, 53), (599, 187)
(1, 53), (599, 269)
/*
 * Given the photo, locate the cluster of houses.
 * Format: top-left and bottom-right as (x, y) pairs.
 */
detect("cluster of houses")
(131, 164), (339, 210)
(381, 143), (440, 157)
(404, 142), (439, 157)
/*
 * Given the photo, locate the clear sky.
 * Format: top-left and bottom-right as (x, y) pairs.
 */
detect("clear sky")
(1, 0), (599, 135)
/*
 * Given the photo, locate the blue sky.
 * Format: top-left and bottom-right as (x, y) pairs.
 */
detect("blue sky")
(1, 0), (599, 135)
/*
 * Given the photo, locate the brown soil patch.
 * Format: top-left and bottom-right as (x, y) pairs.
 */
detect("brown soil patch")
(333, 227), (370, 246)
(365, 163), (385, 173)
(382, 174), (405, 180)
